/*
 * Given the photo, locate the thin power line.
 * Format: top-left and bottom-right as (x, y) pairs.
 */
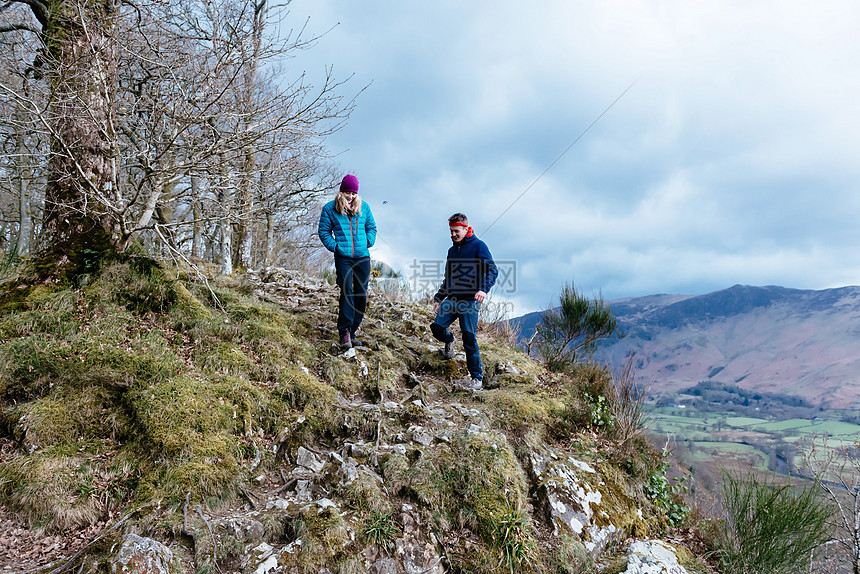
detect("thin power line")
(483, 79), (638, 235)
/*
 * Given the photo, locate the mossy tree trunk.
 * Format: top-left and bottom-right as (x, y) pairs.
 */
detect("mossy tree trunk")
(235, 0), (267, 270)
(14, 100), (32, 257)
(191, 172), (203, 259)
(38, 0), (118, 275)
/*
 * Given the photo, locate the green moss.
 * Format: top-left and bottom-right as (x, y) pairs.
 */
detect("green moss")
(0, 444), (138, 531)
(10, 385), (130, 446)
(383, 429), (529, 549)
(0, 321), (182, 406)
(592, 462), (649, 537)
(320, 355), (361, 395)
(297, 503), (353, 570)
(483, 389), (553, 435)
(416, 347), (467, 380)
(192, 341), (254, 377)
(546, 535), (591, 573)
(0, 337), (56, 400)
(339, 468), (392, 514)
(122, 374), (268, 501)
(0, 278), (36, 313)
(128, 375), (253, 455)
(85, 260), (175, 313)
(271, 367), (337, 427)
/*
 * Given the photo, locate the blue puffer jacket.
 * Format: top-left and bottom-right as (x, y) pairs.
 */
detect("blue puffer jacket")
(318, 200), (377, 258)
(434, 234), (498, 302)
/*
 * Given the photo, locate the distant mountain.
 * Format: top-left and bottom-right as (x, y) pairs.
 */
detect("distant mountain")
(513, 285), (860, 408)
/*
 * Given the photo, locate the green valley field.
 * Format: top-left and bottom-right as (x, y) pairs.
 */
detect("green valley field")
(647, 399), (860, 495)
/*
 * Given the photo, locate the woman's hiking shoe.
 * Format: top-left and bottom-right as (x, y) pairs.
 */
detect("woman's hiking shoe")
(453, 377), (483, 391)
(339, 331), (353, 350)
(443, 340), (455, 359)
(350, 332), (364, 347)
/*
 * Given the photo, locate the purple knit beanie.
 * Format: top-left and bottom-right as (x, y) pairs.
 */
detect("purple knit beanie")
(340, 174), (359, 194)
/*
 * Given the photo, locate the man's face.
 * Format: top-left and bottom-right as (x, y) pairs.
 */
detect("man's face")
(449, 224), (468, 243)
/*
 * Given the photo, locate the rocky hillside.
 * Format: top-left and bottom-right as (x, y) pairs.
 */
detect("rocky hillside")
(0, 259), (709, 573)
(514, 285), (860, 408)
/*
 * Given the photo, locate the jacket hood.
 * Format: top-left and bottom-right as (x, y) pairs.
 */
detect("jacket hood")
(453, 234), (477, 247)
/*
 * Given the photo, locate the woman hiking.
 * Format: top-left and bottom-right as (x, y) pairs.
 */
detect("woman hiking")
(318, 174), (377, 350)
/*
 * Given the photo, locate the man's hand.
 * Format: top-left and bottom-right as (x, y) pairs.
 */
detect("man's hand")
(474, 290), (487, 302)
(433, 300), (440, 314)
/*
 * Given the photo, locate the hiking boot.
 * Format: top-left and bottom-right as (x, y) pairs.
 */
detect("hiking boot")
(339, 331), (352, 350)
(350, 331), (364, 347)
(442, 340), (455, 359)
(453, 377), (483, 392)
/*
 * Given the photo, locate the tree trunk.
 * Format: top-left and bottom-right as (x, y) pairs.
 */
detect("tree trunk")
(218, 178), (232, 275)
(236, 148), (254, 269)
(234, 0), (266, 270)
(219, 215), (232, 275)
(191, 173), (203, 259)
(15, 113), (31, 256)
(264, 210), (274, 267)
(39, 0), (118, 275)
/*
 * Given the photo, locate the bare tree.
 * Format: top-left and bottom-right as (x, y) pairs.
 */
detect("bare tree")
(802, 437), (860, 574)
(0, 4), (46, 256)
(1, 0), (358, 275)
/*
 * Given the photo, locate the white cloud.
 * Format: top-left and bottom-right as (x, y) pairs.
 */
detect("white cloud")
(288, 0), (860, 311)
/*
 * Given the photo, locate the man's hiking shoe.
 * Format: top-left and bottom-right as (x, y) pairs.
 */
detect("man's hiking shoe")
(443, 340), (455, 359)
(339, 331), (352, 350)
(453, 377), (483, 392)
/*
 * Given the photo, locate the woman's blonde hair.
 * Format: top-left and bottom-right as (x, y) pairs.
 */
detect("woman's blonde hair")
(335, 191), (362, 216)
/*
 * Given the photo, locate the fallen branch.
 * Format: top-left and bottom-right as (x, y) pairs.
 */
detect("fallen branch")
(197, 505), (216, 564)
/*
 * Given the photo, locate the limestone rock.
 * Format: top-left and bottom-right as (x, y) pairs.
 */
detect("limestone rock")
(623, 540), (689, 574)
(370, 557), (398, 574)
(530, 448), (621, 555)
(296, 446), (325, 473)
(341, 347), (357, 359)
(111, 534), (173, 574)
(398, 505), (445, 574)
(409, 425), (433, 446)
(496, 360), (521, 375)
(241, 541), (280, 574)
(212, 515), (266, 550)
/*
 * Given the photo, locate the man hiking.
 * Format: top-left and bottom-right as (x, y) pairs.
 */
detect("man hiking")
(430, 213), (498, 391)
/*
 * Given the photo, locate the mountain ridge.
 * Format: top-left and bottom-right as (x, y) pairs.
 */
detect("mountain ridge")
(513, 284), (860, 408)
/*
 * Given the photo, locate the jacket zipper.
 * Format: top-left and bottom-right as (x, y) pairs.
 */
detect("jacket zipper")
(349, 214), (355, 257)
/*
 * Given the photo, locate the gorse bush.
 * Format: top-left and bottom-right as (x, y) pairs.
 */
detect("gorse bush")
(528, 281), (620, 371)
(715, 470), (831, 574)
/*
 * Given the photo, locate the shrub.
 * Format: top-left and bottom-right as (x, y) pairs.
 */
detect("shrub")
(528, 282), (620, 371)
(714, 471), (831, 574)
(644, 452), (690, 528)
(608, 355), (649, 443)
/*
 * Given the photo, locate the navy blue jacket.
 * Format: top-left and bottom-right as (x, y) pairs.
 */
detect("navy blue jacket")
(434, 234), (498, 302)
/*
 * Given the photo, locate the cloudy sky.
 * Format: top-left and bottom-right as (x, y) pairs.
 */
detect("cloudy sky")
(286, 0), (860, 314)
